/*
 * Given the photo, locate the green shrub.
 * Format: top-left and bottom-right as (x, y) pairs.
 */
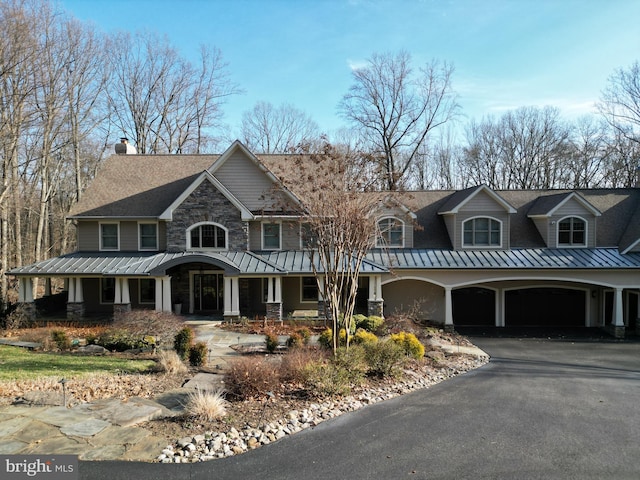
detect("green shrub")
(174, 327), (194, 360)
(352, 328), (378, 345)
(363, 340), (406, 377)
(302, 360), (353, 397)
(352, 314), (367, 326)
(295, 327), (312, 344)
(51, 330), (71, 351)
(265, 330), (279, 353)
(333, 345), (368, 384)
(318, 328), (333, 349)
(97, 329), (144, 352)
(390, 332), (425, 359)
(188, 341), (208, 367)
(357, 315), (385, 333)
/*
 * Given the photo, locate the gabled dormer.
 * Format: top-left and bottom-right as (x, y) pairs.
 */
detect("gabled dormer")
(527, 192), (601, 248)
(374, 197), (417, 248)
(437, 185), (516, 250)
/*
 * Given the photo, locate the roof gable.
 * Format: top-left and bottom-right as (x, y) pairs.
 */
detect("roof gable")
(209, 140), (302, 211)
(527, 192), (601, 218)
(437, 185), (517, 215)
(159, 171), (253, 221)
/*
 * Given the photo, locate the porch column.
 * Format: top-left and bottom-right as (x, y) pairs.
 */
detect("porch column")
(444, 286), (454, 332)
(368, 275), (384, 317)
(44, 278), (52, 296)
(18, 278), (36, 322)
(606, 287), (626, 338)
(113, 278), (131, 318)
(155, 277), (163, 312)
(266, 277), (282, 322)
(224, 276), (240, 320)
(18, 277), (34, 302)
(162, 276), (172, 313)
(67, 277), (85, 320)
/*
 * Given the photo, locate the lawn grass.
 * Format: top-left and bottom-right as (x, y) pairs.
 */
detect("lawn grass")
(0, 345), (156, 381)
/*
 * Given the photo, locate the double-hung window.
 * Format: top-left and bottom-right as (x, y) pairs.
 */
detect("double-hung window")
(139, 223), (158, 250)
(262, 223), (281, 250)
(100, 223), (119, 250)
(463, 218), (501, 247)
(377, 217), (404, 247)
(558, 217), (586, 246)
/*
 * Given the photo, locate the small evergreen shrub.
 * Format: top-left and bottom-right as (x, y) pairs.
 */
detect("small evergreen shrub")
(363, 340), (406, 377)
(352, 328), (378, 345)
(318, 328), (333, 349)
(390, 332), (425, 359)
(286, 331), (304, 349)
(174, 327), (194, 360)
(302, 360), (353, 397)
(333, 345), (368, 384)
(189, 341), (208, 367)
(265, 330), (279, 353)
(51, 330), (71, 351)
(357, 315), (385, 333)
(295, 327), (312, 344)
(97, 329), (144, 352)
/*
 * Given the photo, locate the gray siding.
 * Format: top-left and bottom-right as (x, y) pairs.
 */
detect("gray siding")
(248, 220), (299, 250)
(442, 214), (455, 248)
(531, 218), (549, 246)
(120, 221), (138, 251)
(212, 151), (280, 211)
(77, 221), (99, 251)
(458, 190), (503, 212)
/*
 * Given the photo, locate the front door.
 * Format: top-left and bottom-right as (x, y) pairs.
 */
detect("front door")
(193, 273), (224, 313)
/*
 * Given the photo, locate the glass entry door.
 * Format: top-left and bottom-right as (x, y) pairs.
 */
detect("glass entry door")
(193, 273), (224, 313)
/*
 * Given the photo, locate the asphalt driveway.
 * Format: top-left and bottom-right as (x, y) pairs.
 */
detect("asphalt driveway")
(81, 337), (640, 480)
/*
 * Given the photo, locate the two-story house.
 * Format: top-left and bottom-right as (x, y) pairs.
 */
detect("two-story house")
(9, 141), (640, 337)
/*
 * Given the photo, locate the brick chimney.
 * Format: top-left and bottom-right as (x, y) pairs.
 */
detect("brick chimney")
(115, 137), (137, 155)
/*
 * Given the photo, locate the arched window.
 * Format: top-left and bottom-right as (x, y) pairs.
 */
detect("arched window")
(558, 217), (586, 246)
(188, 223), (227, 250)
(377, 217), (404, 247)
(463, 217), (501, 247)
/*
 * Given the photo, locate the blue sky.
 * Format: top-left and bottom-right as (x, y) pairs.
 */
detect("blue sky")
(60, 0), (640, 137)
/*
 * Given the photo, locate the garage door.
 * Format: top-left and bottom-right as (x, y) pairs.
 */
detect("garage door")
(452, 287), (495, 326)
(505, 288), (585, 327)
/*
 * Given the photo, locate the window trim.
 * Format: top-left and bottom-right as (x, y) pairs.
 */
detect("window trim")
(300, 276), (319, 303)
(556, 215), (587, 248)
(187, 222), (229, 251)
(138, 278), (156, 304)
(99, 222), (120, 251)
(462, 216), (502, 248)
(261, 221), (282, 251)
(138, 222), (158, 251)
(376, 216), (405, 248)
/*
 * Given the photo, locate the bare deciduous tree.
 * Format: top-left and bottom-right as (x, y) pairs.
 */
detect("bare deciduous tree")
(274, 141), (380, 352)
(240, 101), (319, 154)
(106, 32), (240, 154)
(339, 51), (459, 190)
(598, 61), (640, 145)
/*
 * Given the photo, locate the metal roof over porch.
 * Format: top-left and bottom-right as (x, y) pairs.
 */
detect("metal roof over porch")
(8, 248), (640, 278)
(366, 248), (640, 269)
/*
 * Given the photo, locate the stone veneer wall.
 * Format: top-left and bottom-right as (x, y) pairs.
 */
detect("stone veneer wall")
(166, 181), (248, 252)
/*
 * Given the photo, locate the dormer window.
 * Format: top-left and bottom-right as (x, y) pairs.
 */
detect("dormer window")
(558, 217), (586, 246)
(377, 217), (404, 247)
(262, 222), (281, 250)
(463, 217), (501, 247)
(188, 223), (227, 250)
